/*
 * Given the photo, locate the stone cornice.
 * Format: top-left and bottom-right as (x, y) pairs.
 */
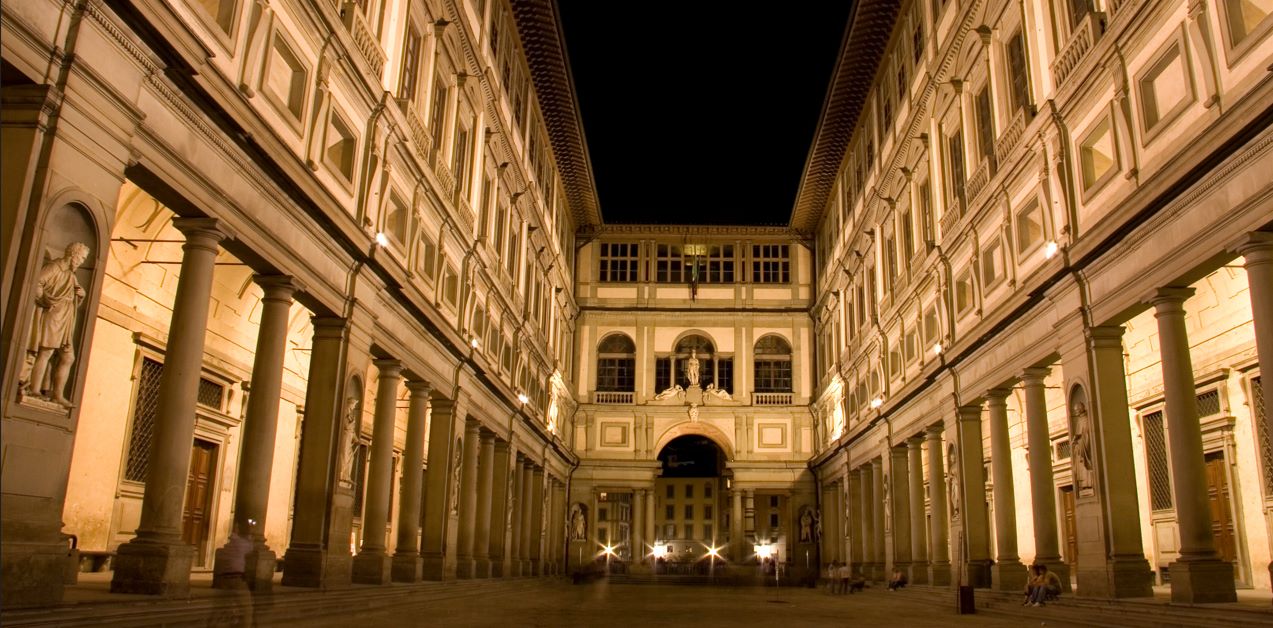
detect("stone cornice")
(510, 0), (602, 229)
(594, 223), (799, 238)
(789, 0), (900, 234)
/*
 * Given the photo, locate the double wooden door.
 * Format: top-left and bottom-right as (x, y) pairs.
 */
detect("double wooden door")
(182, 438), (218, 566)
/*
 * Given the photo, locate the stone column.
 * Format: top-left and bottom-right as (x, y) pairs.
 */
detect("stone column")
(860, 463), (877, 579)
(1021, 368), (1068, 590)
(1236, 233), (1273, 595)
(926, 426), (951, 585)
(530, 467), (545, 574)
(352, 359), (403, 584)
(743, 489), (756, 555)
(391, 380), (431, 582)
(519, 460), (535, 574)
(422, 396), (465, 580)
(455, 420), (482, 578)
(645, 488), (656, 555)
(282, 317), (353, 588)
(907, 436), (928, 584)
(473, 431), (495, 577)
(987, 389), (1026, 591)
(871, 458), (886, 580)
(489, 441), (514, 577)
(849, 468), (865, 575)
(956, 404), (992, 588)
(112, 218), (228, 596)
(730, 489), (744, 562)
(508, 457), (523, 575)
(1149, 288), (1236, 602)
(632, 489), (646, 564)
(889, 447), (912, 576)
(212, 275), (296, 592)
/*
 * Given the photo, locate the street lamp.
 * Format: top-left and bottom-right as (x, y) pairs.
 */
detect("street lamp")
(706, 545), (720, 581)
(602, 543), (616, 576)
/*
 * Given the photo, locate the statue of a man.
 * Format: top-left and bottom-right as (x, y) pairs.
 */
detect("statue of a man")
(800, 508), (813, 543)
(339, 395), (360, 486)
(684, 349), (700, 387)
(570, 504), (586, 540)
(24, 242), (90, 407)
(1071, 399), (1094, 494)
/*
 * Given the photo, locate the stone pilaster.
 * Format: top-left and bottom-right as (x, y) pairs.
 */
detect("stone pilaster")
(352, 359), (403, 584)
(421, 395), (466, 580)
(926, 426), (951, 586)
(907, 437), (928, 584)
(213, 275), (297, 593)
(1021, 368), (1069, 590)
(489, 441), (514, 577)
(1235, 233), (1273, 595)
(112, 218), (229, 596)
(391, 380), (432, 582)
(987, 389), (1026, 591)
(455, 420), (482, 578)
(473, 431), (495, 577)
(1149, 288), (1236, 602)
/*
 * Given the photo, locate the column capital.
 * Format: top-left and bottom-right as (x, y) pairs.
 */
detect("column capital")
(310, 316), (348, 338)
(925, 424), (944, 439)
(1020, 367), (1050, 384)
(957, 404), (983, 422)
(890, 445), (909, 460)
(479, 430), (496, 443)
(494, 439), (511, 453)
(1085, 324), (1125, 349)
(374, 358), (404, 377)
(870, 457), (883, 469)
(171, 216), (233, 249)
(1146, 286), (1195, 310)
(906, 435), (924, 448)
(985, 388), (1012, 403)
(464, 419), (481, 435)
(253, 274), (300, 302)
(1229, 231), (1273, 259)
(405, 380), (433, 396)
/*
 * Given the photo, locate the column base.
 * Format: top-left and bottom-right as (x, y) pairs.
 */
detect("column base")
(966, 559), (993, 588)
(991, 560), (1027, 592)
(908, 562), (929, 584)
(474, 557), (492, 578)
(531, 559), (542, 576)
(110, 538), (193, 596)
(213, 545), (276, 593)
(929, 562), (952, 586)
(456, 556), (477, 579)
(491, 557), (508, 577)
(421, 553), (453, 580)
(281, 546), (352, 589)
(1, 540), (71, 608)
(1077, 556), (1153, 598)
(352, 551), (392, 584)
(390, 553), (423, 583)
(1168, 559), (1237, 603)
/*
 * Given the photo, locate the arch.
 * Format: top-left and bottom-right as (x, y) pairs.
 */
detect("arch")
(669, 329), (719, 354)
(754, 333), (792, 354)
(654, 421), (735, 462)
(597, 332), (635, 353)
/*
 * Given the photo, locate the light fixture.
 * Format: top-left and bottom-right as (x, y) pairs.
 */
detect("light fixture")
(602, 544), (616, 557)
(706, 545), (720, 558)
(1044, 240), (1059, 259)
(870, 396), (884, 409)
(932, 342), (943, 356)
(652, 543), (668, 559)
(754, 543), (773, 559)
(374, 232), (390, 248)
(469, 336), (480, 349)
(517, 392), (529, 405)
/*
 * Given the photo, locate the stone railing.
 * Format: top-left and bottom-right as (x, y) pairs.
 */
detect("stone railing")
(593, 391), (634, 404)
(753, 392), (793, 406)
(966, 161), (991, 203)
(397, 98), (433, 160)
(1051, 12), (1104, 87)
(1106, 0), (1134, 22)
(993, 108), (1027, 167)
(940, 202), (962, 238)
(340, 2), (386, 79)
(434, 159), (456, 198)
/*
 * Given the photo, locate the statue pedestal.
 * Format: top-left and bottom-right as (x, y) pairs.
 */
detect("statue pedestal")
(685, 386), (703, 405)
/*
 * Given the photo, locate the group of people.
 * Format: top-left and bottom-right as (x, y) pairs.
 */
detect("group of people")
(821, 561), (1062, 607)
(823, 562), (867, 594)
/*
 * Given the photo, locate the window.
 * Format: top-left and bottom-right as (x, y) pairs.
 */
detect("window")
(919, 180), (935, 246)
(884, 235), (898, 294)
(901, 209), (916, 261)
(769, 513), (780, 528)
(954, 268), (974, 315)
(752, 244), (790, 283)
(754, 335), (793, 393)
(505, 219), (521, 278)
(1066, 0), (1092, 29)
(124, 357), (164, 482)
(684, 504), (694, 519)
(703, 524), (713, 540)
(981, 237), (1005, 288)
(666, 505), (675, 520)
(443, 266), (459, 306)
(685, 484), (694, 499)
(1138, 42), (1192, 134)
(904, 329), (918, 364)
(656, 243), (684, 283)
(324, 113), (356, 182)
(194, 0), (237, 35)
(599, 242), (639, 282)
(667, 484), (675, 499)
(478, 178), (493, 239)
(1015, 201), (1044, 254)
(945, 128), (966, 215)
(911, 5), (925, 64)
(493, 205), (506, 250)
(1143, 410), (1173, 510)
(974, 85), (996, 170)
(1005, 31), (1032, 115)
(596, 334), (636, 392)
(705, 483), (713, 498)
(429, 76), (449, 138)
(1079, 115), (1118, 192)
(924, 306), (940, 346)
(417, 233), (437, 280)
(706, 245), (735, 283)
(399, 24), (423, 102)
(770, 496), (779, 508)
(598, 507), (608, 521)
(384, 193), (409, 247)
(1222, 0), (1273, 48)
(264, 34), (306, 120)
(452, 124), (473, 196)
(704, 505), (713, 519)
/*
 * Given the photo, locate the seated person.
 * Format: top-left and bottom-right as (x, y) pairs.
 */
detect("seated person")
(1024, 564), (1061, 606)
(887, 567), (908, 591)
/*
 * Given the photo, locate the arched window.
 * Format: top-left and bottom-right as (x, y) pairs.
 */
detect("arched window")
(596, 334), (636, 392)
(754, 335), (792, 393)
(654, 334), (733, 394)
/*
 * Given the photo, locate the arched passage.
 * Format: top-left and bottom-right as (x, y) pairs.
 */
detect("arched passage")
(653, 433), (730, 565)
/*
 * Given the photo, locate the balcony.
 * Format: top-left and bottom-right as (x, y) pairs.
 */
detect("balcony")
(1051, 13), (1105, 88)
(434, 159), (456, 199)
(340, 3), (386, 80)
(966, 160), (992, 204)
(397, 98), (434, 161)
(993, 109), (1028, 167)
(753, 392), (794, 406)
(593, 391), (634, 404)
(939, 202), (962, 238)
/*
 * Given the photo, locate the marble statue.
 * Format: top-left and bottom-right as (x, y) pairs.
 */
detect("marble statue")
(339, 395), (360, 487)
(1071, 397), (1094, 495)
(684, 349), (700, 387)
(800, 508), (814, 543)
(654, 384), (684, 400)
(813, 508), (822, 542)
(569, 503), (586, 541)
(449, 438), (463, 515)
(23, 242), (90, 407)
(947, 443), (961, 520)
(704, 382), (731, 400)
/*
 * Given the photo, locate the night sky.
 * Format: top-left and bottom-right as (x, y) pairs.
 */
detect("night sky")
(556, 2), (854, 226)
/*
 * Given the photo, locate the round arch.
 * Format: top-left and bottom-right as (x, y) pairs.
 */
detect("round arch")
(654, 420), (735, 462)
(668, 329), (720, 354)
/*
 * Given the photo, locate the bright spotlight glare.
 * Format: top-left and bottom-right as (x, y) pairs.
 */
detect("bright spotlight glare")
(754, 543), (773, 559)
(870, 396), (883, 409)
(932, 343), (943, 355)
(706, 546), (720, 558)
(374, 232), (390, 248)
(652, 543), (668, 559)
(602, 544), (616, 556)
(469, 337), (480, 349)
(1044, 240), (1059, 259)
(517, 393), (529, 405)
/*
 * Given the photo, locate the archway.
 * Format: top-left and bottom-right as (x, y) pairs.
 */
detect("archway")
(654, 435), (729, 569)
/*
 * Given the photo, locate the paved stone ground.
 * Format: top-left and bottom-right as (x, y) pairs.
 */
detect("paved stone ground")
(291, 581), (1086, 627)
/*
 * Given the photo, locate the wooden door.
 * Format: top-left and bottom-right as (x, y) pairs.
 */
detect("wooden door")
(1060, 485), (1077, 564)
(1204, 452), (1237, 563)
(182, 439), (217, 566)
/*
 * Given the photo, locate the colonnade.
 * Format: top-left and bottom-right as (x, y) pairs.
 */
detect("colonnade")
(105, 220), (566, 596)
(818, 234), (1273, 604)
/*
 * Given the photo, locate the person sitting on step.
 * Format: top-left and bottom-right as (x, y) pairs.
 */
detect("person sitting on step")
(1024, 563), (1061, 607)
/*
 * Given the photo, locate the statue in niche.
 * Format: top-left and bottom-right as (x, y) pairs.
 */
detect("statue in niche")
(569, 503), (587, 541)
(339, 394), (361, 487)
(1070, 395), (1095, 496)
(449, 438), (463, 515)
(684, 349), (700, 388)
(947, 443), (961, 521)
(799, 508), (814, 543)
(813, 508), (822, 542)
(704, 382), (731, 401)
(506, 473), (516, 530)
(22, 242), (90, 407)
(654, 384), (684, 400)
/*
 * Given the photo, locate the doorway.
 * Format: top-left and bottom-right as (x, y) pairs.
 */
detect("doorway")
(1204, 451), (1237, 563)
(1060, 485), (1077, 565)
(182, 438), (218, 566)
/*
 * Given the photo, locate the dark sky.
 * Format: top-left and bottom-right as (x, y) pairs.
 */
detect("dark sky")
(556, 2), (853, 226)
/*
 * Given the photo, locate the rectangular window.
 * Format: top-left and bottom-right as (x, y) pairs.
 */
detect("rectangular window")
(974, 85), (996, 169)
(716, 358), (733, 394)
(656, 243), (684, 283)
(506, 220), (521, 278)
(705, 483), (713, 498)
(923, 305), (939, 345)
(1015, 201), (1044, 254)
(493, 205), (506, 250)
(1144, 410), (1173, 510)
(981, 237), (1005, 288)
(769, 513), (780, 528)
(429, 76), (449, 138)
(596, 358), (634, 392)
(384, 193), (409, 246)
(704, 505), (713, 519)
(124, 357), (164, 482)
(945, 129), (966, 215)
(1138, 43), (1192, 134)
(667, 484), (675, 499)
(911, 7), (925, 63)
(399, 24), (423, 102)
(416, 234), (437, 280)
(703, 524), (713, 540)
(685, 484), (694, 499)
(755, 359), (793, 392)
(751, 244), (790, 283)
(325, 114), (356, 182)
(195, 0), (237, 35)
(684, 504), (694, 520)
(264, 34), (306, 120)
(452, 124), (472, 195)
(655, 357), (671, 394)
(706, 245), (735, 283)
(919, 180), (935, 247)
(443, 266), (459, 306)
(599, 242), (639, 282)
(666, 505), (675, 520)
(884, 235), (898, 294)
(1079, 115), (1117, 192)
(954, 269), (974, 315)
(1223, 0), (1273, 47)
(1005, 32), (1032, 114)
(901, 209), (916, 261)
